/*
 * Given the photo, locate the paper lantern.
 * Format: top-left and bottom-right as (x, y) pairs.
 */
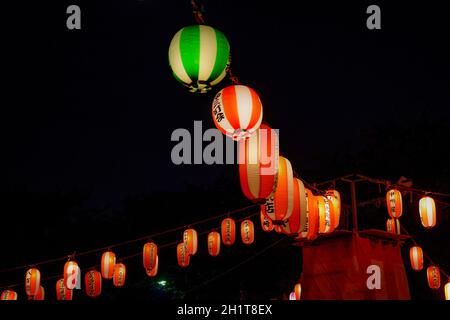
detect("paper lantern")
(260, 209), (274, 232)
(427, 266), (441, 289)
(28, 286), (44, 300)
(64, 260), (80, 290)
(386, 189), (403, 218)
(168, 25), (230, 93)
(241, 220), (255, 245)
(25, 268), (41, 297)
(386, 218), (401, 235)
(183, 228), (198, 255)
(177, 243), (190, 268)
(445, 282), (450, 300)
(1, 290), (18, 300)
(419, 196), (436, 228)
(221, 217), (236, 246)
(212, 85), (263, 141)
(146, 256), (159, 277)
(289, 292), (296, 300)
(294, 283), (302, 300)
(101, 251), (116, 279)
(326, 189), (341, 230)
(56, 279), (73, 301)
(238, 123), (279, 202)
(85, 270), (102, 298)
(409, 246), (424, 271)
(207, 231), (221, 257)
(113, 263), (126, 288)
(280, 178), (307, 235)
(317, 196), (334, 234)
(143, 242), (158, 270)
(296, 188), (319, 241)
(263, 156), (294, 222)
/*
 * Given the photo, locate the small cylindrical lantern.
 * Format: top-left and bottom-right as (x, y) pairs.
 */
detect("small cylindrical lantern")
(409, 246), (424, 271)
(64, 260), (80, 290)
(260, 210), (274, 232)
(25, 268), (41, 297)
(427, 266), (441, 290)
(177, 243), (190, 268)
(221, 217), (236, 246)
(1, 290), (18, 300)
(183, 228), (198, 255)
(419, 196), (436, 228)
(85, 270), (102, 298)
(294, 283), (302, 300)
(445, 281), (450, 300)
(101, 251), (116, 279)
(56, 278), (73, 301)
(146, 256), (159, 277)
(326, 189), (341, 230)
(386, 189), (403, 218)
(386, 218), (401, 235)
(143, 242), (158, 270)
(207, 231), (221, 257)
(241, 220), (255, 245)
(28, 286), (44, 300)
(317, 196), (334, 234)
(113, 263), (126, 288)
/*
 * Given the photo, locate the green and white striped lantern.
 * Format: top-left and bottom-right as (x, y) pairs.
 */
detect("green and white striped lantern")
(168, 25), (230, 93)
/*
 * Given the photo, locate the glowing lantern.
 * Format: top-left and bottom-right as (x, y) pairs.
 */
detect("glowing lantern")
(183, 228), (198, 255)
(85, 270), (102, 298)
(260, 210), (274, 232)
(294, 283), (302, 300)
(177, 243), (190, 268)
(409, 246), (424, 271)
(296, 188), (319, 241)
(280, 178), (307, 235)
(241, 220), (255, 245)
(113, 263), (126, 288)
(28, 286), (44, 300)
(143, 242), (158, 270)
(289, 292), (296, 300)
(238, 123), (279, 202)
(317, 196), (334, 234)
(427, 266), (441, 289)
(168, 25), (230, 93)
(1, 290), (18, 300)
(386, 189), (402, 218)
(25, 268), (41, 297)
(419, 196), (436, 228)
(212, 85), (263, 141)
(56, 279), (73, 300)
(221, 218), (236, 246)
(326, 189), (341, 230)
(445, 282), (450, 300)
(146, 256), (159, 277)
(263, 156), (294, 222)
(207, 231), (221, 257)
(64, 260), (80, 290)
(101, 251), (116, 279)
(386, 218), (401, 235)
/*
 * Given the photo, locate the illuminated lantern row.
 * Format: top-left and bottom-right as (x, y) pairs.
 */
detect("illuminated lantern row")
(146, 256), (159, 277)
(426, 266), (441, 290)
(212, 85), (263, 141)
(101, 251), (116, 279)
(85, 270), (102, 298)
(168, 25), (230, 93)
(64, 260), (80, 290)
(241, 220), (254, 245)
(386, 189), (403, 218)
(1, 289), (18, 300)
(419, 196), (436, 229)
(260, 210), (274, 232)
(263, 156), (294, 222)
(183, 228), (198, 255)
(25, 268), (41, 297)
(207, 231), (221, 257)
(294, 283), (302, 300)
(221, 218), (236, 246)
(326, 189), (341, 230)
(113, 263), (126, 288)
(317, 196), (334, 234)
(28, 286), (44, 300)
(445, 282), (450, 301)
(238, 123), (279, 202)
(177, 243), (190, 268)
(386, 218), (401, 235)
(143, 242), (158, 270)
(409, 246), (424, 271)
(56, 278), (73, 301)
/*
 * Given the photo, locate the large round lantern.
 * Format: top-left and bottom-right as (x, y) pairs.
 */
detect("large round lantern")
(146, 256), (159, 277)
(409, 246), (424, 271)
(183, 228), (198, 255)
(1, 290), (18, 300)
(221, 217), (236, 246)
(326, 189), (341, 230)
(241, 220), (255, 245)
(296, 188), (319, 241)
(56, 279), (73, 300)
(386, 218), (401, 235)
(427, 266), (441, 289)
(280, 178), (307, 234)
(317, 196), (334, 234)
(143, 242), (158, 270)
(177, 243), (190, 268)
(419, 196), (436, 228)
(207, 231), (221, 257)
(263, 156), (294, 223)
(168, 25), (230, 93)
(260, 210), (274, 232)
(25, 268), (41, 297)
(212, 85), (263, 141)
(113, 263), (126, 288)
(64, 260), (80, 290)
(445, 281), (450, 300)
(85, 270), (102, 298)
(386, 189), (403, 218)
(101, 251), (116, 279)
(294, 283), (302, 300)
(28, 286), (44, 300)
(238, 123), (279, 202)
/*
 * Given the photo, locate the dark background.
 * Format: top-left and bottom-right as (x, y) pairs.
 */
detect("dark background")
(1, 0), (449, 300)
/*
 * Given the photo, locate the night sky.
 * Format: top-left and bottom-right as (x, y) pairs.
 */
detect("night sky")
(1, 0), (449, 300)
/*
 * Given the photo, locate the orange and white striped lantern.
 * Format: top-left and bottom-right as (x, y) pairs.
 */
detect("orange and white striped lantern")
(1, 290), (18, 300)
(260, 209), (274, 232)
(326, 189), (341, 230)
(101, 251), (116, 279)
(317, 196), (334, 234)
(241, 220), (255, 245)
(207, 231), (221, 257)
(183, 228), (198, 255)
(64, 260), (80, 290)
(238, 123), (279, 202)
(143, 242), (158, 270)
(56, 279), (73, 300)
(294, 283), (302, 300)
(409, 246), (424, 271)
(25, 268), (41, 297)
(386, 189), (403, 218)
(113, 263), (126, 287)
(427, 266), (441, 290)
(280, 178), (307, 234)
(221, 217), (236, 246)
(386, 218), (401, 235)
(419, 196), (436, 228)
(212, 85), (263, 141)
(445, 281), (450, 300)
(177, 243), (190, 268)
(263, 156), (294, 222)
(28, 286), (44, 300)
(297, 188), (319, 241)
(146, 256), (159, 277)
(85, 270), (102, 298)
